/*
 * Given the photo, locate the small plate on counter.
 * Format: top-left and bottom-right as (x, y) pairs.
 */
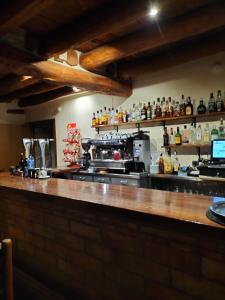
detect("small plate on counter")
(207, 201), (225, 226)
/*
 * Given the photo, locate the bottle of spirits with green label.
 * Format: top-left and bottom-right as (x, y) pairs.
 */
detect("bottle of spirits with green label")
(219, 118), (225, 139)
(211, 125), (219, 140)
(175, 127), (182, 145)
(216, 90), (223, 112)
(208, 92), (215, 113)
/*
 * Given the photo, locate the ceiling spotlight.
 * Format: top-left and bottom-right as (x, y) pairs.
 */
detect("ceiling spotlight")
(149, 7), (159, 17)
(72, 86), (81, 92)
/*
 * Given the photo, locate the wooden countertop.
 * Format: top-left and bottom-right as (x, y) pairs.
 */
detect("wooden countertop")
(0, 173), (224, 230)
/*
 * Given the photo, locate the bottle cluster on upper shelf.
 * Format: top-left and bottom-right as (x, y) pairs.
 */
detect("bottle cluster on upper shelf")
(91, 90), (225, 127)
(163, 118), (225, 147)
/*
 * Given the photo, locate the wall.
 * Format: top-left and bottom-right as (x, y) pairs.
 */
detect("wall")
(25, 52), (225, 167)
(0, 101), (31, 171)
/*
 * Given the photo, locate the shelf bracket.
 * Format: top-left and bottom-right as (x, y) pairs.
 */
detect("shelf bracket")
(192, 116), (197, 126)
(136, 123), (141, 132)
(197, 146), (201, 161)
(95, 127), (100, 134)
(114, 125), (119, 132)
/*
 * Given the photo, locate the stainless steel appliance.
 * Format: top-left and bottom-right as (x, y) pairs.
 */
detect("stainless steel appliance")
(81, 138), (91, 168)
(133, 131), (151, 172)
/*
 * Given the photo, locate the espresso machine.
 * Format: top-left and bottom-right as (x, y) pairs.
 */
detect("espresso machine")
(88, 131), (151, 174)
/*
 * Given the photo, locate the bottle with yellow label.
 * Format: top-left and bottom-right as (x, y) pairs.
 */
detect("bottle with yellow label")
(163, 151), (173, 174)
(175, 127), (182, 145)
(185, 97), (193, 115)
(92, 113), (96, 127)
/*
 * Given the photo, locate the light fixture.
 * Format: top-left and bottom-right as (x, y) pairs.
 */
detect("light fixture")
(149, 7), (159, 17)
(72, 86), (81, 92)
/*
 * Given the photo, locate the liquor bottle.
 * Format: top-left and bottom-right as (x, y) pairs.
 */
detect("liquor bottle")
(152, 101), (156, 119)
(216, 90), (223, 112)
(173, 151), (180, 175)
(147, 102), (151, 120)
(219, 118), (225, 139)
(185, 97), (193, 115)
(168, 97), (173, 117)
(123, 110), (127, 123)
(211, 125), (219, 140)
(111, 108), (115, 124)
(203, 124), (210, 144)
(195, 125), (202, 144)
(92, 113), (96, 127)
(155, 98), (162, 118)
(169, 128), (174, 145)
(107, 107), (112, 124)
(208, 92), (215, 113)
(173, 101), (180, 117)
(141, 103), (147, 121)
(163, 151), (173, 174)
(136, 102), (142, 121)
(175, 127), (182, 145)
(182, 125), (189, 144)
(128, 108), (132, 122)
(104, 107), (108, 125)
(132, 104), (136, 121)
(159, 153), (164, 174)
(19, 153), (25, 171)
(99, 109), (103, 125)
(118, 107), (123, 123)
(114, 109), (119, 124)
(163, 127), (169, 146)
(197, 99), (206, 114)
(96, 110), (100, 126)
(180, 94), (186, 116)
(189, 123), (196, 144)
(161, 98), (165, 118)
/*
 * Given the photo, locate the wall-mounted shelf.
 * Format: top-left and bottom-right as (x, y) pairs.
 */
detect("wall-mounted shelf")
(162, 143), (211, 149)
(162, 143), (211, 160)
(92, 111), (225, 133)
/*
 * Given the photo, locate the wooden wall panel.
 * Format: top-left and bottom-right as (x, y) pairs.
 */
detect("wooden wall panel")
(0, 124), (32, 171)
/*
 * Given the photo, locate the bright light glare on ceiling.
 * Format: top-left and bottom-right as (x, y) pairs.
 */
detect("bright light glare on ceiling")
(149, 7), (159, 17)
(72, 86), (81, 92)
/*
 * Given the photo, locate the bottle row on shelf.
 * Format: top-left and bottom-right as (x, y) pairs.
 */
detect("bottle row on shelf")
(158, 151), (180, 175)
(163, 118), (225, 146)
(91, 90), (225, 127)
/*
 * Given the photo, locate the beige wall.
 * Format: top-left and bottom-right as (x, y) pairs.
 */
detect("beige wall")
(0, 124), (32, 171)
(25, 52), (225, 167)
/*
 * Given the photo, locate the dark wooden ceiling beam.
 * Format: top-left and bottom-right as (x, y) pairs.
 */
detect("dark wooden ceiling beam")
(39, 0), (213, 57)
(0, 74), (39, 96)
(6, 109), (25, 114)
(0, 41), (42, 62)
(117, 33), (225, 79)
(0, 58), (132, 97)
(18, 87), (75, 107)
(0, 82), (61, 103)
(0, 0), (54, 35)
(80, 2), (225, 71)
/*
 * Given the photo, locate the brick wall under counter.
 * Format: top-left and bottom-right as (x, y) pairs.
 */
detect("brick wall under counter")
(0, 187), (225, 300)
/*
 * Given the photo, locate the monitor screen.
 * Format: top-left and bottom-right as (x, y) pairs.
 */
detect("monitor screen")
(211, 139), (225, 160)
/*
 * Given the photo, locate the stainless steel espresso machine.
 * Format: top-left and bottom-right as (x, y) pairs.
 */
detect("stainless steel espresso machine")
(84, 131), (151, 174)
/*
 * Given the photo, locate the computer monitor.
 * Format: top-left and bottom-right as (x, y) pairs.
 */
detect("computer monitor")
(211, 139), (225, 163)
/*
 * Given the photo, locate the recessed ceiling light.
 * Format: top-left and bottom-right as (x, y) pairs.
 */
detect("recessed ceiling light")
(149, 7), (159, 17)
(72, 86), (81, 92)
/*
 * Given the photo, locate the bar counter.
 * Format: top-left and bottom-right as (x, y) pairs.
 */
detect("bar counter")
(0, 173), (225, 300)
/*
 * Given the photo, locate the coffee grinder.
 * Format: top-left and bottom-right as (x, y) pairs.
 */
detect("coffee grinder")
(81, 138), (91, 169)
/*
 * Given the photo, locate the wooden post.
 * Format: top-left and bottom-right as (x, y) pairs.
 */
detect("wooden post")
(2, 239), (14, 300)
